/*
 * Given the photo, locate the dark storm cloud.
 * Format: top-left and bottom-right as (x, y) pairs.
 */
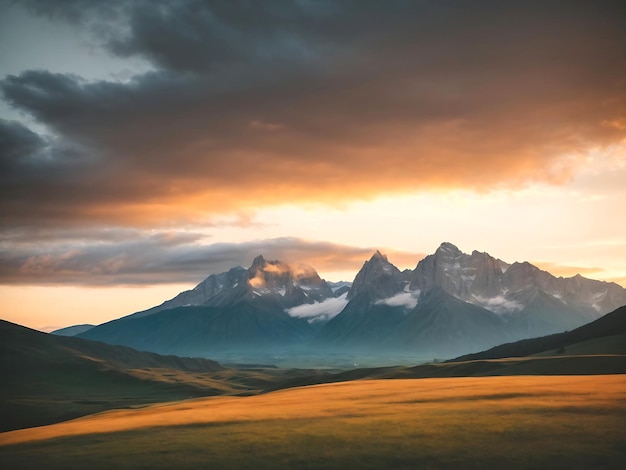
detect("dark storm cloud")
(1, 0), (626, 230)
(22, 0), (338, 73)
(0, 118), (45, 171)
(0, 117), (93, 190)
(0, 233), (421, 285)
(108, 0), (335, 73)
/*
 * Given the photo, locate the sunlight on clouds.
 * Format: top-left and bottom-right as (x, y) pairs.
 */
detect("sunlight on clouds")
(601, 118), (626, 131)
(203, 159), (626, 288)
(577, 141), (626, 173)
(1, 0), (625, 334)
(248, 273), (265, 289)
(260, 263), (290, 275)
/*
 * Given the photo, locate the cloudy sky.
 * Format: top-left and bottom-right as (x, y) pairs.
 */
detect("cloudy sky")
(1, 0), (625, 331)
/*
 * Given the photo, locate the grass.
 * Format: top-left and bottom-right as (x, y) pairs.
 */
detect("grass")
(1, 375), (625, 469)
(534, 334), (626, 357)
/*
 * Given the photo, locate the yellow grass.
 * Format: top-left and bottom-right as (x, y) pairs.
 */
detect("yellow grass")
(2, 375), (625, 469)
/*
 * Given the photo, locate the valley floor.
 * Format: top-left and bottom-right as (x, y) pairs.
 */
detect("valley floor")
(1, 375), (625, 469)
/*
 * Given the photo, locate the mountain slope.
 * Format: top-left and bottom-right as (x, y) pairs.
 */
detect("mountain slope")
(131, 266), (247, 318)
(388, 288), (510, 357)
(78, 245), (626, 361)
(125, 255), (335, 318)
(409, 243), (509, 301)
(80, 297), (315, 356)
(315, 291), (409, 347)
(0, 319), (225, 432)
(80, 255), (337, 355)
(410, 242), (626, 321)
(315, 244), (616, 357)
(505, 287), (598, 339)
(347, 251), (407, 300)
(451, 304), (626, 361)
(51, 324), (95, 336)
(316, 252), (410, 347)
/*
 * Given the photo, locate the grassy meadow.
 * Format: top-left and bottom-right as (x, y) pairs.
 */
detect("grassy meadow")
(1, 375), (625, 469)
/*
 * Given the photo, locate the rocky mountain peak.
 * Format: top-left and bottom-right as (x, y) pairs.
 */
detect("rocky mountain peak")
(246, 257), (324, 287)
(435, 242), (462, 257)
(237, 256), (335, 307)
(347, 252), (406, 300)
(247, 257), (294, 290)
(250, 254), (267, 270)
(370, 250), (388, 262)
(124, 243), (625, 342)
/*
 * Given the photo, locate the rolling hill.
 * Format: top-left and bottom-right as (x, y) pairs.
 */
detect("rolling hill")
(3, 303), (626, 435)
(0, 320), (228, 432)
(451, 304), (626, 362)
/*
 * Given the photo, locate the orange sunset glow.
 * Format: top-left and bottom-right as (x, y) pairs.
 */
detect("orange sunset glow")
(0, 0), (625, 331)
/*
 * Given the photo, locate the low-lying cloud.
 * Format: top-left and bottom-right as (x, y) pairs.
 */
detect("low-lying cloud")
(375, 292), (419, 310)
(285, 294), (349, 323)
(472, 295), (524, 314)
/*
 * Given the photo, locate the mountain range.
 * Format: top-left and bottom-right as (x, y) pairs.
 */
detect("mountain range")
(77, 242), (626, 360)
(6, 303), (626, 433)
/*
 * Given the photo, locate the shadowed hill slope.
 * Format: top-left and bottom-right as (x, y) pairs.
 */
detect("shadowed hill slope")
(0, 320), (229, 431)
(0, 319), (349, 432)
(450, 305), (626, 362)
(50, 324), (94, 336)
(0, 319), (223, 372)
(4, 303), (626, 433)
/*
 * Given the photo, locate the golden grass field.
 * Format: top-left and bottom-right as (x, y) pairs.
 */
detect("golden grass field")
(1, 374), (625, 469)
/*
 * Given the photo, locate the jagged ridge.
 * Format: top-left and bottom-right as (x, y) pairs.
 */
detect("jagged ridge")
(78, 243), (626, 359)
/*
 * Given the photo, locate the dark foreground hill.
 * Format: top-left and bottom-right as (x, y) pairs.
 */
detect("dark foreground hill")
(0, 320), (229, 432)
(0, 319), (340, 432)
(451, 304), (626, 362)
(3, 304), (626, 433)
